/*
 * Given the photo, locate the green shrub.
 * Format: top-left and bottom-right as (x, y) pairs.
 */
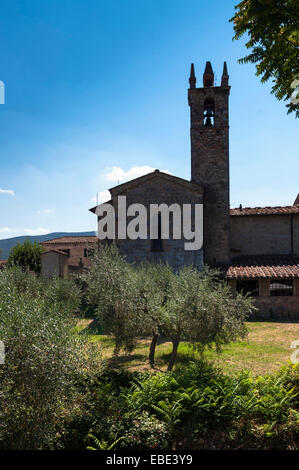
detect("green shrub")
(0, 268), (98, 450)
(106, 411), (170, 450)
(84, 361), (298, 450)
(7, 239), (43, 273)
(123, 361), (299, 442)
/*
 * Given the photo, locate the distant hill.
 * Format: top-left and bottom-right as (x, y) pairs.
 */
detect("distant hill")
(0, 231), (96, 260)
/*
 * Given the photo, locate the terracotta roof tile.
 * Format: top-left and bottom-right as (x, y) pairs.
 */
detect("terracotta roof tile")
(41, 249), (68, 256)
(42, 236), (98, 244)
(230, 206), (299, 216)
(0, 260), (7, 265)
(226, 255), (299, 279)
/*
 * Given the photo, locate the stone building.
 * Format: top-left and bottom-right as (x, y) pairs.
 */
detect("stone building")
(41, 235), (98, 274)
(41, 249), (68, 278)
(227, 203), (299, 319)
(89, 60), (299, 318)
(96, 171), (204, 268)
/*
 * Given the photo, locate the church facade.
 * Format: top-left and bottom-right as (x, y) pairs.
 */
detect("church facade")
(90, 61), (299, 319)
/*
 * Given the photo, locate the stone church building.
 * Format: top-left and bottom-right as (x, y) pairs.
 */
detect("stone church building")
(90, 61), (299, 319)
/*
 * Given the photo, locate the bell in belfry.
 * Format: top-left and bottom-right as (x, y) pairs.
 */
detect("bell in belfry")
(204, 107), (213, 126)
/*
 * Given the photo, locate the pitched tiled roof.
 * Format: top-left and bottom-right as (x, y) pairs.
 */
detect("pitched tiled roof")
(226, 255), (299, 279)
(0, 259), (7, 265)
(230, 206), (299, 216)
(41, 248), (68, 256)
(42, 236), (98, 244)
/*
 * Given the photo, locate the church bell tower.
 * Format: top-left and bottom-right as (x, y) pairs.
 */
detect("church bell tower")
(188, 61), (230, 266)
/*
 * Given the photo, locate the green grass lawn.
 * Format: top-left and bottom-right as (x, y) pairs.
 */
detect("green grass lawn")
(76, 319), (299, 375)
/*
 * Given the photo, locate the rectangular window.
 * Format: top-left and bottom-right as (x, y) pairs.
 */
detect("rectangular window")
(236, 280), (259, 297)
(84, 248), (93, 258)
(270, 279), (293, 296)
(61, 249), (70, 258)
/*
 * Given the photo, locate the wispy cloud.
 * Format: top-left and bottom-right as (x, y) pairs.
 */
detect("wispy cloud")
(37, 208), (55, 214)
(0, 188), (15, 196)
(23, 227), (49, 236)
(0, 227), (15, 234)
(90, 166), (171, 206)
(0, 227), (49, 239)
(104, 166), (171, 183)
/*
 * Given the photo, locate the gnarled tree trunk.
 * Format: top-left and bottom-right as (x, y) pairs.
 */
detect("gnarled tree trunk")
(167, 338), (180, 371)
(149, 333), (158, 367)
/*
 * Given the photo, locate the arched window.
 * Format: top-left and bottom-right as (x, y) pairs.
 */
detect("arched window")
(204, 98), (215, 126)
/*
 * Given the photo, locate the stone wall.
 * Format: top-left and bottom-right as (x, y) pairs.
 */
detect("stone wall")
(42, 240), (97, 269)
(230, 214), (297, 256)
(41, 251), (68, 278)
(109, 174), (204, 270)
(293, 214), (299, 256)
(229, 278), (299, 319)
(252, 296), (299, 320)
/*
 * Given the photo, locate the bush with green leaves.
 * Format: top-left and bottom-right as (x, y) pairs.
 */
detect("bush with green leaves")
(0, 267), (99, 450)
(94, 411), (170, 451)
(126, 361), (299, 433)
(7, 239), (44, 273)
(85, 361), (299, 450)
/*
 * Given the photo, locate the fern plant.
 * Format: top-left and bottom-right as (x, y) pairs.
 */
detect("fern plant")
(87, 434), (124, 451)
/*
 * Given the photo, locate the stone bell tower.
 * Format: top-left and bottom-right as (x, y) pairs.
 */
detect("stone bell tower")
(188, 61), (230, 266)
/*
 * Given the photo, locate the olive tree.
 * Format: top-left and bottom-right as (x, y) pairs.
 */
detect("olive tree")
(83, 245), (254, 372)
(136, 262), (175, 367)
(83, 243), (153, 354)
(0, 267), (98, 450)
(160, 266), (254, 371)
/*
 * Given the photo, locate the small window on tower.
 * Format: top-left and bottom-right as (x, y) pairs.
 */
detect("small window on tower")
(204, 98), (215, 126)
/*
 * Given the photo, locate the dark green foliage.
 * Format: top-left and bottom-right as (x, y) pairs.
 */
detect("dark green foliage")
(84, 361), (298, 450)
(7, 239), (43, 273)
(127, 361), (298, 426)
(231, 0), (299, 117)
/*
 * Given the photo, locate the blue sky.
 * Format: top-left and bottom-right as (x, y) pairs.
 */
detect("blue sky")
(0, 0), (298, 239)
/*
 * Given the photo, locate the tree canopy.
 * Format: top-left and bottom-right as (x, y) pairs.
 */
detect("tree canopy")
(231, 0), (299, 117)
(7, 239), (44, 273)
(83, 243), (255, 370)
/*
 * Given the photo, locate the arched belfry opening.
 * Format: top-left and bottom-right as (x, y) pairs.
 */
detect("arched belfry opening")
(204, 98), (215, 126)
